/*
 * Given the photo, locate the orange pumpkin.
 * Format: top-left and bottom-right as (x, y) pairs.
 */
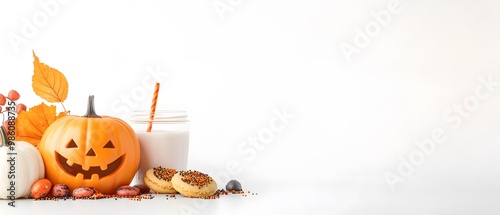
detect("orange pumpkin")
(38, 95), (140, 194)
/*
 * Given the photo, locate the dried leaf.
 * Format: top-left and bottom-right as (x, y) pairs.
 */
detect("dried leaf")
(32, 51), (69, 103)
(17, 103), (66, 146)
(57, 111), (67, 118)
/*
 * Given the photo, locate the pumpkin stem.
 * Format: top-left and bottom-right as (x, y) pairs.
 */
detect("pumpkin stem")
(83, 95), (102, 118)
(0, 125), (7, 148)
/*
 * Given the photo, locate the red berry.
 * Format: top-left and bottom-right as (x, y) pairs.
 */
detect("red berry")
(16, 103), (27, 113)
(8, 90), (20, 101)
(0, 94), (5, 106)
(0, 106), (2, 112)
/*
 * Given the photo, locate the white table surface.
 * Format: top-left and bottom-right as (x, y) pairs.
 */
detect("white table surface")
(2, 180), (500, 215)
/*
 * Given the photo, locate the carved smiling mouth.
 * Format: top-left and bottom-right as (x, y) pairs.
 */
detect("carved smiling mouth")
(56, 152), (123, 180)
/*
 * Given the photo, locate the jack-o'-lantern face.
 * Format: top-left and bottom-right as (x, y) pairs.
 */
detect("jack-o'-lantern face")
(38, 96), (140, 194)
(56, 137), (124, 180)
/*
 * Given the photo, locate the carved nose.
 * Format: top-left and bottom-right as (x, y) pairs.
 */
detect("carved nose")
(86, 148), (96, 156)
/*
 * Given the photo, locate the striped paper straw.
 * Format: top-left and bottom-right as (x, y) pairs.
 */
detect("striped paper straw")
(147, 82), (160, 132)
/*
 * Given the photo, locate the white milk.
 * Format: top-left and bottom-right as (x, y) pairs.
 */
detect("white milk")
(131, 130), (189, 185)
(129, 110), (189, 185)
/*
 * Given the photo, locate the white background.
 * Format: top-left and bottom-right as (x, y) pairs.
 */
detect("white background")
(1, 0), (500, 214)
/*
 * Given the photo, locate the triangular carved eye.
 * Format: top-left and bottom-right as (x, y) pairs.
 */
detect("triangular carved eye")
(103, 141), (114, 148)
(66, 140), (77, 148)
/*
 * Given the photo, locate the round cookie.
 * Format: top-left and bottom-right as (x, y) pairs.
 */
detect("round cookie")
(171, 170), (217, 198)
(144, 166), (177, 194)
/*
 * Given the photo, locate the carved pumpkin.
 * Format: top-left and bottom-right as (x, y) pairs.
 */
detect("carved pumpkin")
(38, 95), (140, 194)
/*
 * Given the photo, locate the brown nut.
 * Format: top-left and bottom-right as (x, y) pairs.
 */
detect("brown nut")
(72, 186), (95, 198)
(50, 184), (70, 198)
(133, 184), (150, 194)
(116, 185), (140, 196)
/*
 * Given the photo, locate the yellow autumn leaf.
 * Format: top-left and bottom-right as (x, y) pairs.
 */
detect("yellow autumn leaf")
(16, 103), (66, 146)
(32, 50), (69, 103)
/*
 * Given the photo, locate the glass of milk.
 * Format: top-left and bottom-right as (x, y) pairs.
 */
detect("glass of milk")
(129, 110), (189, 185)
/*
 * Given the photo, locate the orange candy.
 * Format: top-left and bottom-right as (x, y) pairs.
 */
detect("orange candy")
(31, 179), (52, 199)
